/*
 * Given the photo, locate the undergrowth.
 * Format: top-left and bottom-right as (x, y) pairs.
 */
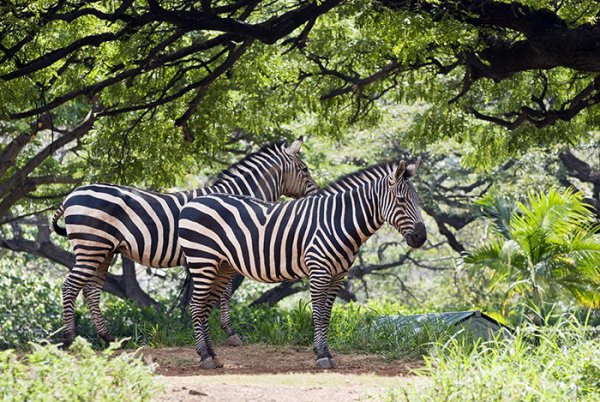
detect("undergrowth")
(235, 300), (464, 359)
(390, 314), (600, 401)
(0, 338), (160, 401)
(3, 284), (464, 361)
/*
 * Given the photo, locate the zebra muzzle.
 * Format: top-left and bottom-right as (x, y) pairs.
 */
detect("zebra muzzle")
(406, 222), (427, 248)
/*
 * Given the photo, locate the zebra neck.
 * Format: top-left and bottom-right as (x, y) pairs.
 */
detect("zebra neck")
(201, 165), (281, 202)
(362, 181), (386, 237)
(333, 182), (385, 245)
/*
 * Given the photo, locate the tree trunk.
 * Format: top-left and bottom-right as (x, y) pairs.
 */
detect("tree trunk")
(119, 256), (160, 309)
(250, 281), (304, 306)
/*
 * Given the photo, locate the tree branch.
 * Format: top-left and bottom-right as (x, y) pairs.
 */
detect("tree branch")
(0, 110), (97, 220)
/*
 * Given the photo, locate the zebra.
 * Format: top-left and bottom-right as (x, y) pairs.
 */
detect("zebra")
(178, 158), (426, 369)
(51, 138), (318, 347)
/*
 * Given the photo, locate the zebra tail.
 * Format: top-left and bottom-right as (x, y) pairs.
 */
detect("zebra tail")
(52, 205), (67, 237)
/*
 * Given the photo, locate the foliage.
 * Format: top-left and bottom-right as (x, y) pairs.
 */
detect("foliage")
(393, 314), (600, 401)
(0, 270), (468, 360)
(465, 188), (600, 312)
(0, 253), (194, 349)
(0, 256), (63, 348)
(231, 300), (465, 359)
(3, 0), (600, 220)
(0, 338), (160, 401)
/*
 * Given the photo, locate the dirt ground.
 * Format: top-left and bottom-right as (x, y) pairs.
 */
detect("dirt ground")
(140, 344), (426, 401)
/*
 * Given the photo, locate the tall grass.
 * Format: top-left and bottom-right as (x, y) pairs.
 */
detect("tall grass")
(392, 314), (600, 401)
(73, 299), (465, 359)
(234, 300), (462, 359)
(0, 338), (161, 401)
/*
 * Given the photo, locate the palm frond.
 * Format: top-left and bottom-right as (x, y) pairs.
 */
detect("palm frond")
(466, 187), (600, 309)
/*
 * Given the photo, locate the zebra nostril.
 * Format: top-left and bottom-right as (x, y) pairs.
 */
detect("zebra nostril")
(406, 223), (427, 248)
(406, 234), (426, 248)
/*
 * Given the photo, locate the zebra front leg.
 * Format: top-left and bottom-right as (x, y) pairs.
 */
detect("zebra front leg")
(319, 274), (346, 369)
(82, 254), (115, 346)
(219, 272), (242, 346)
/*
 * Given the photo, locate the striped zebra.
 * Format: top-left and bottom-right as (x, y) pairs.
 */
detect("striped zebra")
(51, 138), (318, 347)
(178, 159), (426, 369)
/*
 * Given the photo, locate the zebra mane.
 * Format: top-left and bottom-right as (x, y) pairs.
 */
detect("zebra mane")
(212, 140), (288, 183)
(318, 161), (396, 194)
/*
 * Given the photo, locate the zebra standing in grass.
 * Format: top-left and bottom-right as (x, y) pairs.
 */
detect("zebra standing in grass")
(52, 138), (318, 347)
(178, 159), (426, 369)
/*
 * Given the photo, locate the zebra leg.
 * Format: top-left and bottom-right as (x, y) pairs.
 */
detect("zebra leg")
(219, 269), (242, 346)
(204, 265), (237, 365)
(189, 262), (224, 369)
(309, 269), (335, 369)
(320, 274), (346, 369)
(82, 253), (115, 346)
(61, 265), (96, 348)
(190, 298), (220, 369)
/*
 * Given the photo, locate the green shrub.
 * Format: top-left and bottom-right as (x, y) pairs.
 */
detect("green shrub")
(392, 314), (600, 401)
(0, 263), (63, 348)
(0, 338), (161, 401)
(75, 297), (195, 348)
(0, 254), (195, 349)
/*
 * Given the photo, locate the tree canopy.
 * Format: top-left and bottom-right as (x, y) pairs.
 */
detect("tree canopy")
(3, 0), (600, 171)
(1, 0), (599, 311)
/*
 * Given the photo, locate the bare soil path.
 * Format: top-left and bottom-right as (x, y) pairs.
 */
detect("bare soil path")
(141, 344), (426, 401)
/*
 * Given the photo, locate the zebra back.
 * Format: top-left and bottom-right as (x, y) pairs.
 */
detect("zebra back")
(56, 138), (317, 268)
(179, 159), (426, 282)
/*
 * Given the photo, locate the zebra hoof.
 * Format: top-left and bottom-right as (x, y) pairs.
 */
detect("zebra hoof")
(329, 358), (337, 369)
(227, 334), (243, 347)
(200, 357), (218, 370)
(100, 334), (116, 346)
(316, 357), (333, 369)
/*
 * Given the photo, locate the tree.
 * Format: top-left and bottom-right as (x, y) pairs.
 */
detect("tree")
(3, 1), (600, 218)
(2, 0), (600, 308)
(465, 188), (600, 315)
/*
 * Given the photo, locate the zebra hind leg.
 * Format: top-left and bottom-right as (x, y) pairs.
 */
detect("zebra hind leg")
(188, 262), (225, 369)
(219, 270), (243, 346)
(61, 267), (94, 348)
(203, 266), (237, 367)
(81, 253), (115, 346)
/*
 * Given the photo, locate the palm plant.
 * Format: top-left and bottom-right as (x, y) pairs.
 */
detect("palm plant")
(465, 188), (600, 316)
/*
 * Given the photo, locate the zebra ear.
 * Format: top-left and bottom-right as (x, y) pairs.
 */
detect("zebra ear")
(406, 157), (421, 177)
(390, 160), (406, 184)
(286, 136), (303, 155)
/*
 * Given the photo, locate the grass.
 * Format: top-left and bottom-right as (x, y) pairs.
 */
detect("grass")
(390, 314), (600, 401)
(37, 297), (464, 361)
(0, 338), (161, 401)
(231, 300), (466, 360)
(72, 299), (466, 361)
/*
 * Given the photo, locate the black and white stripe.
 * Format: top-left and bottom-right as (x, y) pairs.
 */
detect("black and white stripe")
(178, 159), (426, 369)
(52, 139), (318, 346)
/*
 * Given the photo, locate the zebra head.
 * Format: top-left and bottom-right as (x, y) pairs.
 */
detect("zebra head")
(280, 137), (319, 198)
(382, 158), (427, 248)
